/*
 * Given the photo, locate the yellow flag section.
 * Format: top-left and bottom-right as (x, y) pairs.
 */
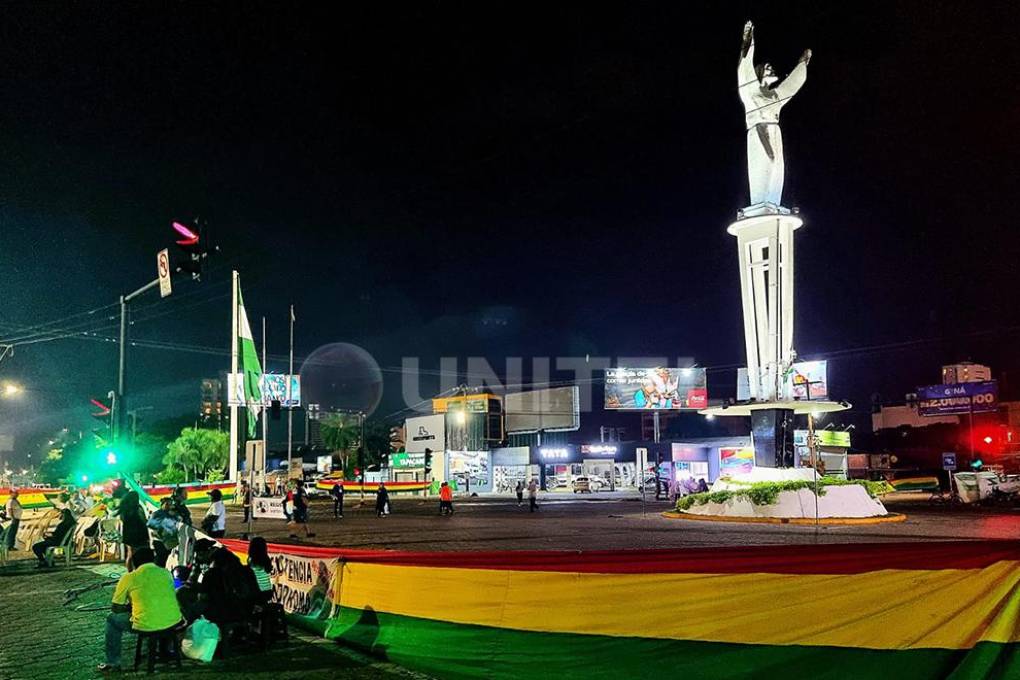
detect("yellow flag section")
(220, 540), (1020, 680)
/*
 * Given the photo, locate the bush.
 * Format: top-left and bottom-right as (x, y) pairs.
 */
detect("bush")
(675, 477), (894, 512)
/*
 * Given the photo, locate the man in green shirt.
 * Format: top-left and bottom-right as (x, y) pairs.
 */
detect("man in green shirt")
(98, 547), (183, 673)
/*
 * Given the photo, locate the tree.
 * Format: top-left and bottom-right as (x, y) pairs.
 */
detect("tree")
(160, 428), (229, 482)
(320, 414), (361, 476)
(362, 419), (391, 468)
(132, 433), (170, 483)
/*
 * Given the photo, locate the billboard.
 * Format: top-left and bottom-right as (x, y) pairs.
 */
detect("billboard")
(917, 381), (998, 416)
(604, 367), (708, 410)
(405, 414), (445, 453)
(737, 360), (828, 401)
(719, 447), (755, 476)
(226, 373), (301, 407)
(505, 386), (580, 433)
(390, 451), (426, 468)
(794, 430), (851, 448)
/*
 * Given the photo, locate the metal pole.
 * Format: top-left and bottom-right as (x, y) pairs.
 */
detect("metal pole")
(287, 304), (295, 474)
(116, 295), (127, 444)
(229, 271), (240, 482)
(808, 412), (819, 531)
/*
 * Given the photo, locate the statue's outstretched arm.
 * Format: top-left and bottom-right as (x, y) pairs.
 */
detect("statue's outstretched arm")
(774, 49), (812, 101)
(738, 21), (757, 88)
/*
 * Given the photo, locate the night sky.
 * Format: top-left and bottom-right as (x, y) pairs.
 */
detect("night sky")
(2, 2), (1019, 460)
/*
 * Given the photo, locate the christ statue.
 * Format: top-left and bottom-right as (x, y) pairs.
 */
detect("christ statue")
(738, 21), (811, 208)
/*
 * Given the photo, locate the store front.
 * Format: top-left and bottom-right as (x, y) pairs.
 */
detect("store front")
(446, 450), (492, 494)
(671, 437), (753, 484)
(491, 447), (535, 494)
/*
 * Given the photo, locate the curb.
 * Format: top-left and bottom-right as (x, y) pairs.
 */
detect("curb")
(660, 511), (908, 526)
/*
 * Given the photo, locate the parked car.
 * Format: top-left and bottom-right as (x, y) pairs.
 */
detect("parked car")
(572, 476), (591, 493)
(545, 476), (568, 491)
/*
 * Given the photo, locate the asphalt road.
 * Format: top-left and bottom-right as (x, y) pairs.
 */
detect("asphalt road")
(227, 493), (1020, 551)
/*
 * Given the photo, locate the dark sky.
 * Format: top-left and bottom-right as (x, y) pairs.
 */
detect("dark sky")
(2, 2), (1019, 458)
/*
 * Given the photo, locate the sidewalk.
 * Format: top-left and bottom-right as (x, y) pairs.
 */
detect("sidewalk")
(0, 554), (423, 680)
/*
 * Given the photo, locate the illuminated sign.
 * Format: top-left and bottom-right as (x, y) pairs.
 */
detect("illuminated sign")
(605, 367), (708, 410)
(540, 447), (570, 460)
(917, 381), (998, 417)
(580, 444), (617, 455)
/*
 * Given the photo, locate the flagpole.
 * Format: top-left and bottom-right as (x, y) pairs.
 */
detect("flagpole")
(261, 316), (268, 487)
(287, 304), (295, 475)
(229, 271), (240, 482)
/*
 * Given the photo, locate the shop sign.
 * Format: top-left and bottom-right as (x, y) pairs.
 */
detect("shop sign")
(391, 452), (425, 468)
(540, 447), (570, 460)
(794, 430), (851, 448)
(406, 414), (446, 453)
(580, 444), (617, 455)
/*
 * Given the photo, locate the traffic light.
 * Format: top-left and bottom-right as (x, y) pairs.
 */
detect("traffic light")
(91, 397), (112, 445)
(424, 447), (433, 474)
(172, 219), (208, 279)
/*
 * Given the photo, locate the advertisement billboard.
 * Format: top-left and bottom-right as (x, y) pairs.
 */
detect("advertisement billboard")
(505, 386), (580, 433)
(917, 381), (998, 416)
(719, 447), (755, 476)
(737, 360), (828, 401)
(390, 452), (426, 468)
(405, 414), (446, 453)
(226, 373), (301, 407)
(604, 368), (707, 410)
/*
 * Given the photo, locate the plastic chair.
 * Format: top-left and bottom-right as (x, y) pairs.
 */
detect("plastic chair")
(44, 529), (76, 568)
(0, 524), (9, 566)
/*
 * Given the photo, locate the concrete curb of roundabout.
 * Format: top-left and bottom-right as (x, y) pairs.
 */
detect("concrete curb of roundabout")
(661, 510), (908, 526)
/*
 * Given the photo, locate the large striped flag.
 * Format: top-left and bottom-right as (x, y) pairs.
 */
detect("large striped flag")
(237, 285), (262, 437)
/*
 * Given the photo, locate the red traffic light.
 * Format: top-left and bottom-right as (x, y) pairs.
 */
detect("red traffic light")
(90, 397), (111, 417)
(172, 221), (199, 246)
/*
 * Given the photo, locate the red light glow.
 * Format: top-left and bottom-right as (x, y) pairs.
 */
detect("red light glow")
(172, 221), (199, 246)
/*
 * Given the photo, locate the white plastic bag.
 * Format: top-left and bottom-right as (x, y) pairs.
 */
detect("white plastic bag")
(181, 616), (220, 663)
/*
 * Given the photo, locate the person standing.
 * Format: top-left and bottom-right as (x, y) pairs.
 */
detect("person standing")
(241, 481), (252, 524)
(288, 480), (314, 538)
(4, 489), (22, 550)
(515, 481), (524, 507)
(203, 489), (227, 538)
(118, 490), (150, 568)
(375, 483), (390, 517)
(438, 482), (454, 516)
(527, 478), (538, 513)
(330, 481), (345, 519)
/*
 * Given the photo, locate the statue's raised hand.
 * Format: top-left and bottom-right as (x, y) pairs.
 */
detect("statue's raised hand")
(799, 49), (812, 64)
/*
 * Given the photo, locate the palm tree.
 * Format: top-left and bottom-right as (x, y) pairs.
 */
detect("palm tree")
(319, 414), (361, 475)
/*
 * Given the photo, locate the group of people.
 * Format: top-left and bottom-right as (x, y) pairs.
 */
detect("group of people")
(98, 534), (278, 673)
(2, 488), (94, 568)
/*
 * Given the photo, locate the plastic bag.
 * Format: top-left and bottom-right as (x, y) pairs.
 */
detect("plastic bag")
(181, 616), (220, 663)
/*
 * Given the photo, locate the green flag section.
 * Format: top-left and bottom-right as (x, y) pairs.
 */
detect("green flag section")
(237, 285), (263, 438)
(217, 539), (1020, 680)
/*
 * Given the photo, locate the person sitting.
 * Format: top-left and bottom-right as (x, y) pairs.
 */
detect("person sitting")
(98, 547), (183, 673)
(32, 507), (76, 568)
(696, 478), (710, 493)
(181, 539), (260, 625)
(247, 536), (275, 605)
(147, 498), (182, 568)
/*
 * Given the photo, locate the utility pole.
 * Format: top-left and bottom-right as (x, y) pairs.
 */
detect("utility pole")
(115, 278), (160, 443)
(287, 304), (295, 473)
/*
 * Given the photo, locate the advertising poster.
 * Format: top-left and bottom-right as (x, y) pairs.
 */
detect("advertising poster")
(720, 447), (755, 475)
(270, 551), (337, 618)
(737, 361), (828, 401)
(917, 381), (998, 416)
(227, 373), (301, 407)
(604, 367), (708, 410)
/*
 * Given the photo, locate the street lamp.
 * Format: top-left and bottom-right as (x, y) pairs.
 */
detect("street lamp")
(2, 382), (22, 397)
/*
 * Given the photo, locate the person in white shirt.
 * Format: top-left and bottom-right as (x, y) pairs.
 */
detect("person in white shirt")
(203, 489), (227, 538)
(4, 489), (23, 549)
